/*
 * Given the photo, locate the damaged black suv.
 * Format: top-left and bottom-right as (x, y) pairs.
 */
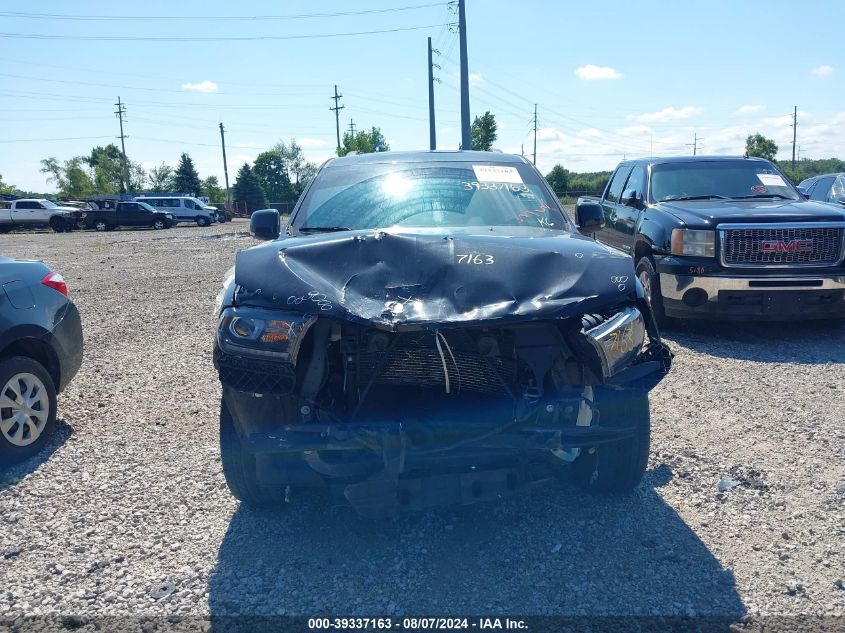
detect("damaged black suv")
(213, 151), (672, 516)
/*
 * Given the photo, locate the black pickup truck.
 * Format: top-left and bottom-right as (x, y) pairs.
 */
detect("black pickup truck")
(79, 200), (174, 231)
(575, 156), (845, 325)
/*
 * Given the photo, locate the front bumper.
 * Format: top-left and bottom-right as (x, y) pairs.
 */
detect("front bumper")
(658, 271), (845, 320)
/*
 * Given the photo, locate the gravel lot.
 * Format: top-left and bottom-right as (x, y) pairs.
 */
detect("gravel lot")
(0, 220), (843, 628)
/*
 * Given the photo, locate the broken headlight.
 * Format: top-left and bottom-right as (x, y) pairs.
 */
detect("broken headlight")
(583, 307), (645, 378)
(217, 306), (316, 362)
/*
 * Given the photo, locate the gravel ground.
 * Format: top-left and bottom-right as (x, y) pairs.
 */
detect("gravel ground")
(0, 221), (843, 628)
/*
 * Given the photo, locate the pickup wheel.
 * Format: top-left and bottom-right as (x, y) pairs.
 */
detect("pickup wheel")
(219, 399), (282, 508)
(152, 218), (168, 230)
(196, 216), (210, 227)
(0, 357), (57, 466)
(49, 217), (67, 233)
(572, 389), (650, 494)
(635, 257), (669, 329)
(93, 220), (110, 232)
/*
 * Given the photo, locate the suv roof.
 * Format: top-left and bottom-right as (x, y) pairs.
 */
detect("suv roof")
(325, 150), (531, 168)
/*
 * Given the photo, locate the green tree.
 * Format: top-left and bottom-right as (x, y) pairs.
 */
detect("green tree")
(202, 176), (225, 203)
(233, 163), (266, 213)
(471, 111), (498, 151)
(271, 138), (319, 195)
(128, 161), (147, 192)
(253, 151), (294, 202)
(545, 165), (570, 193)
(173, 153), (203, 195)
(40, 156), (95, 198)
(339, 126), (389, 156)
(86, 144), (125, 193)
(0, 173), (16, 195)
(745, 133), (778, 161)
(148, 163), (175, 191)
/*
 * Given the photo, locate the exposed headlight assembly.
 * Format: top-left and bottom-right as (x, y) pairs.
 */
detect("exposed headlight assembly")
(671, 228), (715, 257)
(217, 306), (316, 362)
(583, 307), (646, 379)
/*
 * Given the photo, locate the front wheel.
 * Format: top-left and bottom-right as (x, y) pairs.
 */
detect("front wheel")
(152, 218), (167, 230)
(49, 217), (67, 233)
(0, 357), (57, 466)
(219, 400), (281, 508)
(635, 257), (670, 329)
(196, 216), (210, 227)
(572, 389), (650, 493)
(94, 220), (109, 232)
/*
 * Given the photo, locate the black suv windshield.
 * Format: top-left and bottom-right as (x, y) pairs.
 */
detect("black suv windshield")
(651, 160), (800, 202)
(296, 160), (569, 232)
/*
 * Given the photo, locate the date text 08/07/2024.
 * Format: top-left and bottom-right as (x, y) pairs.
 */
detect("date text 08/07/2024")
(308, 617), (528, 630)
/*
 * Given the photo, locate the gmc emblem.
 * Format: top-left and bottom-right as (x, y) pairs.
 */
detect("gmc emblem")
(760, 239), (813, 253)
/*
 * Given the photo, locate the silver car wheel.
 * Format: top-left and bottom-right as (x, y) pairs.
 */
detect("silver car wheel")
(0, 372), (50, 447)
(638, 269), (652, 303)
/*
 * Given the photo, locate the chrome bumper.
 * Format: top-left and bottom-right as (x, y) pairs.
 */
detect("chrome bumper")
(660, 273), (845, 301)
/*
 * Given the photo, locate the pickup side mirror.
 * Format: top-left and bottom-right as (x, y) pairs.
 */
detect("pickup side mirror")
(250, 208), (281, 241)
(575, 199), (605, 233)
(796, 186), (810, 200)
(620, 189), (643, 209)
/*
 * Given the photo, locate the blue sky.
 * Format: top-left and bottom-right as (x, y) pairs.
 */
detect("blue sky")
(1, 0), (842, 192)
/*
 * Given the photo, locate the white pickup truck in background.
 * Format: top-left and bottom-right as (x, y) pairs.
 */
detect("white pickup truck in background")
(0, 199), (82, 233)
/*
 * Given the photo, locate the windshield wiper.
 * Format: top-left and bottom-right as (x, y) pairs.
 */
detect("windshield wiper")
(658, 195), (730, 202)
(298, 226), (351, 233)
(732, 194), (794, 200)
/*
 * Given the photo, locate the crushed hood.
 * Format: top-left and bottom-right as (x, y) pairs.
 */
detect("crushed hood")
(235, 227), (637, 329)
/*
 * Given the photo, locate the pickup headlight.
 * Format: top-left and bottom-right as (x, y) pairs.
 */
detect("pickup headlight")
(583, 307), (645, 378)
(217, 306), (315, 362)
(671, 228), (715, 257)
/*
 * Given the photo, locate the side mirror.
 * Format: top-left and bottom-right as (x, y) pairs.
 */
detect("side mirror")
(250, 208), (280, 241)
(796, 186), (810, 200)
(621, 189), (643, 209)
(575, 200), (605, 233)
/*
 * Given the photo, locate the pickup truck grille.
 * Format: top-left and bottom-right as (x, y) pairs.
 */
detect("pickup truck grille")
(721, 224), (844, 267)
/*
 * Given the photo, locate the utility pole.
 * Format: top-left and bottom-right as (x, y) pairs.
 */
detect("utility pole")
(219, 122), (231, 212)
(791, 106), (797, 170)
(114, 97), (130, 193)
(427, 36), (437, 151)
(348, 119), (357, 137)
(686, 132), (703, 155)
(458, 0), (471, 150)
(532, 103), (538, 165)
(330, 85), (344, 155)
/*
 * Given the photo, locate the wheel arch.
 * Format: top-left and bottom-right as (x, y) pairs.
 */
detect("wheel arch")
(0, 335), (60, 390)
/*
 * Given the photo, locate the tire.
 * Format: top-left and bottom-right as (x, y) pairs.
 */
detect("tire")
(196, 216), (210, 227)
(635, 256), (670, 329)
(219, 399), (281, 508)
(0, 357), (57, 467)
(572, 389), (650, 494)
(94, 220), (109, 232)
(49, 217), (67, 233)
(152, 218), (167, 230)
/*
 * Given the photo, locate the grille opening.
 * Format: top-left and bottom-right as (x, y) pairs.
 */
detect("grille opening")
(722, 225), (844, 267)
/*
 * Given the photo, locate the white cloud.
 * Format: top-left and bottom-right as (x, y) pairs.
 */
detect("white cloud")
(630, 106), (702, 122)
(180, 80), (218, 93)
(578, 128), (602, 138)
(735, 105), (764, 115)
(811, 65), (834, 77)
(574, 64), (622, 81)
(298, 138), (328, 148)
(537, 127), (565, 141)
(618, 124), (654, 136)
(468, 73), (483, 84)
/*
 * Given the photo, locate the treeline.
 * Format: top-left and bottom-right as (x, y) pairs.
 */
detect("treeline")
(545, 165), (611, 195)
(776, 158), (845, 184)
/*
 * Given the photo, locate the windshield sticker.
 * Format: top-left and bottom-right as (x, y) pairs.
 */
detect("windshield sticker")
(750, 184), (767, 193)
(757, 173), (786, 187)
(462, 181), (528, 192)
(472, 165), (523, 184)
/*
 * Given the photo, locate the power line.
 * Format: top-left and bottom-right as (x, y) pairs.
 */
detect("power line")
(0, 3), (446, 21)
(685, 132), (703, 155)
(0, 23), (454, 41)
(0, 135), (113, 143)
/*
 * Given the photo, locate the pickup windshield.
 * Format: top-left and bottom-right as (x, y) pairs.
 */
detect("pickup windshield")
(651, 160), (800, 202)
(296, 161), (569, 232)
